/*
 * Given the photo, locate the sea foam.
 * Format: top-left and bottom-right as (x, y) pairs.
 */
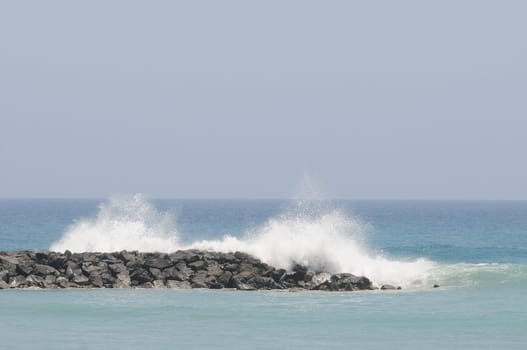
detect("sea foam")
(50, 194), (436, 287)
(50, 194), (180, 253)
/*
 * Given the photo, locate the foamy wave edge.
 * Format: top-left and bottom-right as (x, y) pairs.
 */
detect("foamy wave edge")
(50, 195), (448, 288)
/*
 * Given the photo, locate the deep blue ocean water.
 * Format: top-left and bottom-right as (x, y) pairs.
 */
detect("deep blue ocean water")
(1, 199), (526, 349)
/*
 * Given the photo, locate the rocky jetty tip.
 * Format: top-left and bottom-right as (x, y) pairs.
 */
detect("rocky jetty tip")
(0, 250), (393, 291)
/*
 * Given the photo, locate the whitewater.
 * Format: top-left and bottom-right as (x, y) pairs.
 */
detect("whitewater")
(48, 194), (498, 289)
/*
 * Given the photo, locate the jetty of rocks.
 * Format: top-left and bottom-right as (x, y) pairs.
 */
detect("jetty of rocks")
(0, 250), (378, 291)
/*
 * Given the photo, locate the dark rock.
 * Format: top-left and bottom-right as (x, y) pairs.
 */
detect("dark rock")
(433, 284), (440, 288)
(72, 274), (90, 285)
(126, 260), (143, 270)
(9, 275), (26, 288)
(0, 254), (20, 265)
(100, 271), (116, 285)
(224, 263), (239, 272)
(119, 250), (137, 263)
(238, 263), (256, 274)
(114, 272), (131, 288)
(108, 263), (127, 276)
(206, 264), (223, 277)
(23, 252), (36, 260)
(261, 268), (275, 277)
(65, 263), (82, 279)
(291, 271), (306, 282)
(304, 271), (315, 282)
(81, 262), (104, 275)
(234, 251), (251, 261)
(280, 272), (297, 283)
(44, 275), (57, 287)
(202, 251), (221, 261)
(56, 276), (71, 288)
(236, 270), (255, 280)
(247, 276), (283, 290)
(77, 252), (98, 262)
(16, 262), (34, 276)
(292, 263), (308, 280)
(129, 268), (152, 285)
(0, 255), (18, 275)
(168, 250), (189, 263)
(145, 255), (173, 270)
(166, 280), (191, 289)
(164, 267), (188, 281)
(175, 262), (193, 276)
(48, 254), (67, 270)
(217, 271), (233, 286)
(148, 267), (164, 280)
(230, 277), (256, 290)
(89, 272), (104, 288)
(169, 250), (201, 263)
(99, 252), (122, 264)
(191, 270), (208, 286)
(25, 274), (45, 288)
(207, 281), (223, 289)
(379, 284), (400, 290)
(271, 269), (286, 282)
(296, 280), (306, 288)
(329, 274), (372, 291)
(35, 252), (49, 264)
(191, 280), (207, 288)
(189, 260), (208, 271)
(380, 284), (399, 290)
(185, 251), (202, 263)
(33, 264), (58, 277)
(0, 269), (9, 282)
(190, 269), (209, 288)
(0, 280), (10, 289)
(0, 250), (377, 292)
(219, 253), (239, 264)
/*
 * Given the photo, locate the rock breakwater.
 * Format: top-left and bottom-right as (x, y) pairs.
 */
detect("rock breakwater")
(0, 250), (378, 291)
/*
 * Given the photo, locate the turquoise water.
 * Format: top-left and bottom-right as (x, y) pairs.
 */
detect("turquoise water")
(1, 199), (527, 348)
(1, 287), (525, 349)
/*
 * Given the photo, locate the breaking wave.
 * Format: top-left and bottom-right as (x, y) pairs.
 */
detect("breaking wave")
(50, 194), (439, 287)
(50, 194), (180, 253)
(189, 210), (436, 287)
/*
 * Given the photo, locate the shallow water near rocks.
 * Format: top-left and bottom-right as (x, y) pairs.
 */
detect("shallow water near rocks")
(1, 199), (527, 348)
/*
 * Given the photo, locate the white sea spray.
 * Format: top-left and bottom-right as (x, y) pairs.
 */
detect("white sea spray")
(50, 193), (437, 287)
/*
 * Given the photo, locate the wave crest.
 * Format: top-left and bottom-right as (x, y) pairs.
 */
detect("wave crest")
(50, 194), (436, 287)
(50, 194), (180, 253)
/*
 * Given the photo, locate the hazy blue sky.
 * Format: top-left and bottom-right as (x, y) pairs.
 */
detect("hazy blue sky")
(1, 1), (526, 199)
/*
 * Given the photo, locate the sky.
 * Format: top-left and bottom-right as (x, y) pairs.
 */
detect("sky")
(1, 1), (526, 199)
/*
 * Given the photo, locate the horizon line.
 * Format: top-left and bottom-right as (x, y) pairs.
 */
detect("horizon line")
(1, 196), (527, 202)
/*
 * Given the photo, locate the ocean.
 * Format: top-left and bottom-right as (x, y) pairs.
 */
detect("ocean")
(1, 197), (526, 349)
